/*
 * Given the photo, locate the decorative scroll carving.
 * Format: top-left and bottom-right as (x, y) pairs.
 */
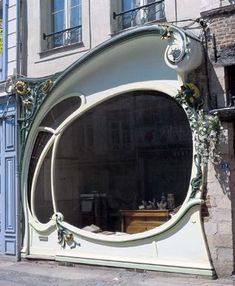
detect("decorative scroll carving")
(163, 25), (203, 72)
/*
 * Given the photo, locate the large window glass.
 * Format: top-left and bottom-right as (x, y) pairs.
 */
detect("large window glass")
(30, 91), (192, 232)
(33, 148), (53, 224)
(40, 96), (81, 129)
(28, 97), (81, 223)
(47, 91), (192, 233)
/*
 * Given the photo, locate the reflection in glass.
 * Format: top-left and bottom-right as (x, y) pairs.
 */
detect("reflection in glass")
(40, 96), (81, 129)
(28, 97), (81, 223)
(28, 132), (52, 207)
(33, 148), (53, 224)
(53, 91), (193, 233)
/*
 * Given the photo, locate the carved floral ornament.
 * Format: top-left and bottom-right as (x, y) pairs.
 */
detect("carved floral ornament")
(175, 83), (225, 164)
(173, 83), (225, 199)
(7, 76), (57, 152)
(52, 213), (79, 249)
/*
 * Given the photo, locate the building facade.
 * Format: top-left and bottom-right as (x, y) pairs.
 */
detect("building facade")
(1, 0), (235, 279)
(0, 0), (19, 258)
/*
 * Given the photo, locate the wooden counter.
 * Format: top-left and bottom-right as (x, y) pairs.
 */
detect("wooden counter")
(120, 210), (170, 234)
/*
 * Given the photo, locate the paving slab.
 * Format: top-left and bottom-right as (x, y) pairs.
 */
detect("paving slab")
(0, 259), (233, 286)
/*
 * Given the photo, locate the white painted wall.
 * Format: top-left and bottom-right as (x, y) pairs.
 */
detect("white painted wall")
(7, 0), (17, 77)
(26, 0), (221, 78)
(27, 0), (110, 77)
(200, 0), (233, 11)
(25, 0), (235, 78)
(165, 0), (201, 22)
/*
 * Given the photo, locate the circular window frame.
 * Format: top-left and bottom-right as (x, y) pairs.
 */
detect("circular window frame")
(24, 84), (200, 241)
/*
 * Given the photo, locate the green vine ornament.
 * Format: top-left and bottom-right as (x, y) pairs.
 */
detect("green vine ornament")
(175, 84), (225, 198)
(54, 213), (80, 249)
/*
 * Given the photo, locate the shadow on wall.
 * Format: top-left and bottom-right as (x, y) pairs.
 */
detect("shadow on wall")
(214, 163), (231, 199)
(207, 59), (226, 109)
(201, 162), (231, 222)
(186, 55), (230, 215)
(187, 56), (225, 110)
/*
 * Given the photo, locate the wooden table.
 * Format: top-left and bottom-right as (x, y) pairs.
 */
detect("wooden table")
(120, 210), (170, 234)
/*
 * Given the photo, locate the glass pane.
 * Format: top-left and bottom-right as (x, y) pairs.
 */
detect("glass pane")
(40, 97), (81, 129)
(147, 0), (165, 21)
(52, 11), (64, 47)
(53, 0), (64, 12)
(122, 0), (137, 29)
(70, 6), (81, 27)
(28, 133), (53, 224)
(123, 0), (137, 10)
(69, 26), (82, 44)
(54, 91), (193, 233)
(52, 0), (64, 47)
(71, 0), (80, 7)
(28, 132), (52, 203)
(147, 0), (156, 22)
(53, 11), (64, 32)
(33, 148), (53, 224)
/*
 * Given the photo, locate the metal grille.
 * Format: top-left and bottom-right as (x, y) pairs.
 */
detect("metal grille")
(113, 1), (165, 31)
(43, 25), (82, 50)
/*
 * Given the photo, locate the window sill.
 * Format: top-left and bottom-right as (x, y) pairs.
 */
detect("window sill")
(39, 41), (85, 59)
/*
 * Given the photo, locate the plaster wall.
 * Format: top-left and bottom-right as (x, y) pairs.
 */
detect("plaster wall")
(165, 0), (200, 22)
(7, 0), (17, 77)
(27, 0), (111, 77)
(26, 0), (204, 78)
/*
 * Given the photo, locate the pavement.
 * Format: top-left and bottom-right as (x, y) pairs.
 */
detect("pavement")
(0, 257), (234, 286)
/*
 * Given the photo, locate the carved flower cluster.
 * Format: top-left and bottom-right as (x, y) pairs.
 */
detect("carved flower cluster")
(175, 84), (225, 166)
(191, 110), (225, 165)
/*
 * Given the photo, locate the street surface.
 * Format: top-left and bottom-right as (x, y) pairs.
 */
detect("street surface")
(0, 257), (234, 286)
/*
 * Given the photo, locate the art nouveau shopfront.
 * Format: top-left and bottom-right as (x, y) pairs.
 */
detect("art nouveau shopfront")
(18, 25), (216, 276)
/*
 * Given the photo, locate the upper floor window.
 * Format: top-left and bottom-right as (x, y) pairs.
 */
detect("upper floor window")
(43, 0), (82, 50)
(113, 0), (165, 31)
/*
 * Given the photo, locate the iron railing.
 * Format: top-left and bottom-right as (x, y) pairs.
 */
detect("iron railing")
(43, 25), (82, 50)
(113, 1), (165, 30)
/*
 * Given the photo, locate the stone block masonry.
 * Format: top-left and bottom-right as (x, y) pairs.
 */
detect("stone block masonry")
(203, 123), (234, 277)
(201, 5), (235, 66)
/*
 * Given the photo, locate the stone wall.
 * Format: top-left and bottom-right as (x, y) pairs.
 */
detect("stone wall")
(202, 5), (235, 66)
(203, 123), (234, 276)
(187, 7), (235, 271)
(199, 5), (235, 108)
(199, 5), (235, 277)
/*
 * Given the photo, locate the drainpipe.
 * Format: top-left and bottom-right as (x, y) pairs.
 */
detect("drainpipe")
(15, 0), (22, 262)
(174, 0), (178, 24)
